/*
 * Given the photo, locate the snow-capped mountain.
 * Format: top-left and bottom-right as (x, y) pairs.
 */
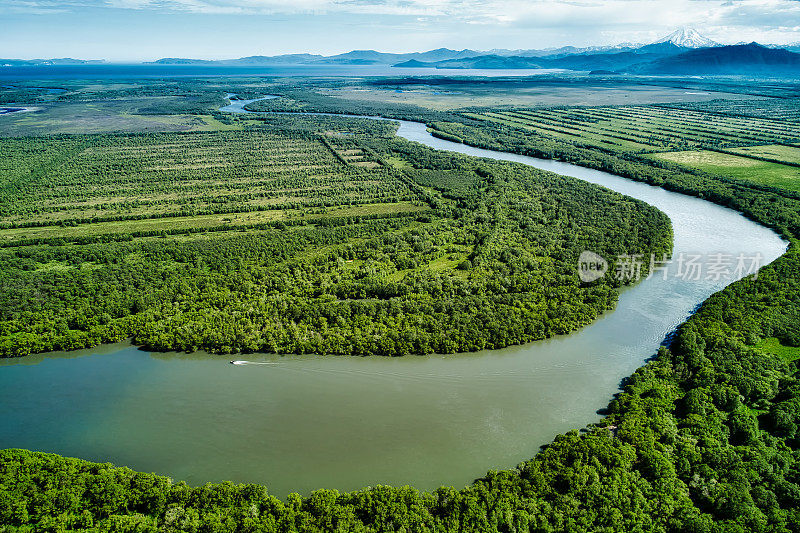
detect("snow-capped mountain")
(765, 42), (800, 53)
(653, 27), (720, 48)
(486, 42), (643, 58)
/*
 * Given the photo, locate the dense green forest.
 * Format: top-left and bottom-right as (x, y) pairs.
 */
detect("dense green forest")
(2, 80), (800, 531)
(2, 244), (799, 531)
(0, 113), (669, 357)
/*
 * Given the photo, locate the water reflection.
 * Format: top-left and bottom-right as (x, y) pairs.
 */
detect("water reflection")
(0, 108), (787, 497)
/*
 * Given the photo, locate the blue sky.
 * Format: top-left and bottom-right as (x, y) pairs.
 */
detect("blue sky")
(2, 0), (799, 61)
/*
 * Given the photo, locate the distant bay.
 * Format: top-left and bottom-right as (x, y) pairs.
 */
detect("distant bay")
(0, 64), (569, 80)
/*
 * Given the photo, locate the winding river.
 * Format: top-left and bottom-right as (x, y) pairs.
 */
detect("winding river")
(0, 96), (787, 497)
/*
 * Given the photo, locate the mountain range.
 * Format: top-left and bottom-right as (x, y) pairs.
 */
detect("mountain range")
(393, 42), (699, 71)
(145, 27), (722, 67)
(148, 48), (484, 66)
(393, 32), (800, 76)
(628, 43), (800, 74)
(395, 42), (800, 75)
(4, 28), (800, 76)
(143, 28), (800, 76)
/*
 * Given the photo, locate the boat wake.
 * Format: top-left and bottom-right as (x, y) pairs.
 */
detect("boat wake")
(230, 360), (279, 366)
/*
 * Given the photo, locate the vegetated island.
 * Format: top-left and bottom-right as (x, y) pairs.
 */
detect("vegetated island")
(1, 76), (799, 532)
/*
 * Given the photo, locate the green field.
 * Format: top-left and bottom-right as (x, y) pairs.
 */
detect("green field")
(465, 110), (656, 151)
(660, 98), (800, 124)
(0, 79), (274, 136)
(0, 202), (423, 244)
(0, 111), (671, 357)
(3, 77), (800, 532)
(0, 129), (410, 228)
(727, 143), (800, 164)
(319, 83), (761, 110)
(647, 149), (800, 191)
(756, 336), (800, 361)
(466, 105), (800, 153)
(0, 99), (237, 136)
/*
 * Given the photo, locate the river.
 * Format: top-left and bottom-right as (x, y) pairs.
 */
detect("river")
(0, 96), (787, 497)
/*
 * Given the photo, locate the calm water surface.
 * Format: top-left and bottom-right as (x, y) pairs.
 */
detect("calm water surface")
(0, 103), (787, 497)
(0, 64), (568, 80)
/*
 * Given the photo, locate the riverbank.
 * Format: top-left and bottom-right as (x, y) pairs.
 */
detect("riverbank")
(0, 99), (785, 499)
(2, 91), (798, 529)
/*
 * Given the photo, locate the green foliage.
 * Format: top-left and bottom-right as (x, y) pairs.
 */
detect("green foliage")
(5, 251), (799, 533)
(430, 118), (800, 237)
(243, 83), (451, 123)
(658, 99), (800, 124)
(3, 81), (800, 532)
(466, 105), (800, 154)
(0, 127), (411, 228)
(0, 126), (669, 357)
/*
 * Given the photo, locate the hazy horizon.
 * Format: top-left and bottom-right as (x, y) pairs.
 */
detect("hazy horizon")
(2, 0), (799, 62)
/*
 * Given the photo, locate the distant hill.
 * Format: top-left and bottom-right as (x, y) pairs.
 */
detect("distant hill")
(323, 50), (398, 65)
(544, 50), (675, 71)
(392, 44), (687, 71)
(629, 43), (800, 74)
(391, 28), (718, 71)
(149, 58), (216, 65)
(229, 54), (324, 65)
(95, 27), (800, 76)
(395, 55), (544, 69)
(483, 43), (641, 59)
(145, 31), (718, 68)
(148, 54), (325, 65)
(634, 42), (693, 55)
(0, 58), (105, 66)
(393, 60), (431, 68)
(146, 48), (482, 66)
(388, 32), (800, 76)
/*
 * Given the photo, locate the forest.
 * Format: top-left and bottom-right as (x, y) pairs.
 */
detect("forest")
(0, 112), (670, 357)
(1, 244), (799, 531)
(1, 78), (800, 531)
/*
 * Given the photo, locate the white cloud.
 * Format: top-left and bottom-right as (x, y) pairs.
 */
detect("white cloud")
(4, 0), (800, 45)
(103, 0), (800, 33)
(1, 0), (81, 13)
